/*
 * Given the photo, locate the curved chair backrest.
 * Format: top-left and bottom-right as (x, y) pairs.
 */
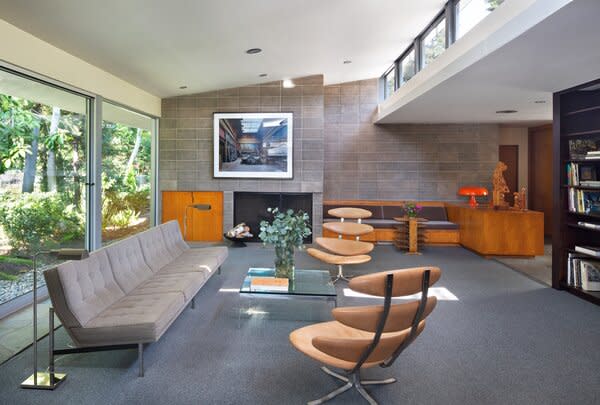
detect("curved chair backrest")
(316, 237), (374, 256)
(313, 267), (441, 371)
(328, 207), (373, 220)
(323, 221), (374, 237)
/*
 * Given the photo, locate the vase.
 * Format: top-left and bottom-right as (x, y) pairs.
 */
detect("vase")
(274, 244), (295, 280)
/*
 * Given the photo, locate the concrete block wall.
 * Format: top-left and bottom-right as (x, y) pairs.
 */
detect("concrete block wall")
(159, 75), (324, 236)
(323, 78), (499, 201)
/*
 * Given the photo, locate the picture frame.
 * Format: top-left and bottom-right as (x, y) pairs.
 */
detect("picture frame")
(213, 112), (293, 179)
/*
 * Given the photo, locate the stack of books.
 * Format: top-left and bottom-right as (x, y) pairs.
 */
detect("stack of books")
(568, 188), (600, 214)
(577, 221), (600, 230)
(584, 151), (600, 160)
(567, 251), (600, 291)
(250, 277), (289, 292)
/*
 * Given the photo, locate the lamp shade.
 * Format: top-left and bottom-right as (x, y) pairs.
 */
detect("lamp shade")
(458, 186), (488, 207)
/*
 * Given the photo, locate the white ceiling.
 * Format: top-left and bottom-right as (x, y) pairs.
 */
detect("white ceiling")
(0, 0), (445, 98)
(376, 0), (600, 124)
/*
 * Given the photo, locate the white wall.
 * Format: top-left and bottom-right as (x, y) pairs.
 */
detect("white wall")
(499, 125), (528, 190)
(0, 19), (161, 117)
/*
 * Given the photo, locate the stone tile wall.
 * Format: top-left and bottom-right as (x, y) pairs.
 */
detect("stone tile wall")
(323, 78), (499, 201)
(159, 75), (324, 235)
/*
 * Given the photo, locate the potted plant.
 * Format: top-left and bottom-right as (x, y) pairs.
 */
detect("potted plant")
(259, 207), (311, 280)
(404, 202), (422, 218)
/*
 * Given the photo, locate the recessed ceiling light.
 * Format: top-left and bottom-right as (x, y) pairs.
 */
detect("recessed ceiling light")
(259, 73), (268, 77)
(496, 109), (518, 114)
(179, 85), (187, 89)
(534, 100), (546, 104)
(246, 48), (262, 54)
(343, 60), (352, 64)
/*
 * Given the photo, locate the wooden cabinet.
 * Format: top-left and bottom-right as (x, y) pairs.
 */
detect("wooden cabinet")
(446, 204), (544, 257)
(162, 191), (223, 241)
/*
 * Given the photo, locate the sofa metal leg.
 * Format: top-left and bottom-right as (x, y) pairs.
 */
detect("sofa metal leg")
(218, 266), (222, 275)
(191, 297), (195, 309)
(138, 343), (144, 377)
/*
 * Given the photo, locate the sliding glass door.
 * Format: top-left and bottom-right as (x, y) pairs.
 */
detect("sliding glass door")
(101, 102), (155, 245)
(0, 68), (90, 308)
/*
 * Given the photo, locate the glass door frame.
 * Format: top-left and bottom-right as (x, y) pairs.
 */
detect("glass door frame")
(0, 60), (159, 312)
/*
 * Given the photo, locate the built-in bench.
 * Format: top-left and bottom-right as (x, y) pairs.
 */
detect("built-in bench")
(323, 200), (459, 244)
(44, 220), (228, 376)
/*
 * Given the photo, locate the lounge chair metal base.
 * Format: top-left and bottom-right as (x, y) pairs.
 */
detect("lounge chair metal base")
(332, 265), (354, 284)
(307, 366), (396, 405)
(20, 371), (67, 390)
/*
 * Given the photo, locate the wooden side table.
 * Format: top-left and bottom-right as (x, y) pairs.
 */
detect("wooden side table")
(393, 217), (427, 254)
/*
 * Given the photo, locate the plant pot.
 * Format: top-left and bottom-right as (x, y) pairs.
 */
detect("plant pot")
(274, 245), (295, 280)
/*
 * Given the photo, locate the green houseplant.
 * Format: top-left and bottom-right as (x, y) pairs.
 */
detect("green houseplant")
(259, 207), (311, 279)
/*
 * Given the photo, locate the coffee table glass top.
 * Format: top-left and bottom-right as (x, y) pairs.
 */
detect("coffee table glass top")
(240, 268), (336, 297)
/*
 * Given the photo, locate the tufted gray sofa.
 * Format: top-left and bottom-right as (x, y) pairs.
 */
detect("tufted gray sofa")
(43, 220), (228, 376)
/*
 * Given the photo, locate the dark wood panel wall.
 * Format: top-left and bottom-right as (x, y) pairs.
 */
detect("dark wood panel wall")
(528, 124), (553, 236)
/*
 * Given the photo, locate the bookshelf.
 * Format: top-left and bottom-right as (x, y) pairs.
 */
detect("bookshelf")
(553, 78), (600, 306)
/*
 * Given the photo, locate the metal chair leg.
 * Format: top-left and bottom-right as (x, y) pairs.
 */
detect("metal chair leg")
(307, 382), (353, 405)
(361, 377), (396, 385)
(355, 383), (378, 405)
(138, 343), (144, 377)
(332, 265), (353, 284)
(321, 366), (349, 382)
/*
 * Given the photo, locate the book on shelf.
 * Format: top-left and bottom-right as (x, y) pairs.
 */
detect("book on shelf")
(567, 253), (600, 291)
(580, 180), (600, 187)
(250, 276), (289, 292)
(577, 221), (600, 230)
(567, 189), (600, 214)
(574, 245), (600, 257)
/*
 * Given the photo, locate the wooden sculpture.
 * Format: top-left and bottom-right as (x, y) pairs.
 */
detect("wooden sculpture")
(492, 161), (510, 207)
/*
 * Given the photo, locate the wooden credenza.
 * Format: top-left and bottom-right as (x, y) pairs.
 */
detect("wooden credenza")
(446, 204), (544, 257)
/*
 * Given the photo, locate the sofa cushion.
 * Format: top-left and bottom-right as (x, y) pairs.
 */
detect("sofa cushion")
(104, 236), (154, 294)
(423, 221), (459, 230)
(130, 272), (205, 300)
(57, 249), (125, 327)
(160, 220), (191, 257)
(137, 226), (177, 272)
(323, 204), (384, 219)
(362, 219), (400, 229)
(160, 246), (227, 276)
(381, 205), (405, 219)
(419, 206), (448, 221)
(79, 292), (185, 345)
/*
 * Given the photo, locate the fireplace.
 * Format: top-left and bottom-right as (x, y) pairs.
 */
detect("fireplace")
(233, 192), (313, 243)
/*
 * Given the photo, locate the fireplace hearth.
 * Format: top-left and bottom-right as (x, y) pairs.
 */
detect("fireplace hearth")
(233, 192), (313, 243)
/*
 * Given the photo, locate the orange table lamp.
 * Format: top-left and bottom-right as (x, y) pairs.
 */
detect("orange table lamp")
(458, 186), (488, 207)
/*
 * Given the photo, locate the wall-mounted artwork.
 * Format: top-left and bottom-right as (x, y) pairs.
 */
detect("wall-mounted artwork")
(213, 112), (293, 178)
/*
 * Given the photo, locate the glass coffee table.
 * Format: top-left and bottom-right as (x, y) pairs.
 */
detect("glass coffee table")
(239, 268), (337, 322)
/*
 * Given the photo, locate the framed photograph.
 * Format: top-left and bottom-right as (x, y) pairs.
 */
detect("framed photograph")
(213, 112), (293, 178)
(580, 165), (597, 181)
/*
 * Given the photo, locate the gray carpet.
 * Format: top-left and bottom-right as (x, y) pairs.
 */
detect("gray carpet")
(0, 245), (598, 405)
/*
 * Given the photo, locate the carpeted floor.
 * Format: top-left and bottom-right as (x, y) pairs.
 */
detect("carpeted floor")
(0, 244), (598, 405)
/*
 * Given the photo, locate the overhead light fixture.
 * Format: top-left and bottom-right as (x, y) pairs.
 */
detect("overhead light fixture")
(496, 110), (518, 114)
(343, 60), (352, 64)
(282, 79), (295, 89)
(246, 48), (262, 54)
(259, 73), (268, 77)
(534, 100), (546, 104)
(179, 85), (187, 89)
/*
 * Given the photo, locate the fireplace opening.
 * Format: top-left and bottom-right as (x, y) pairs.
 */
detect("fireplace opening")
(233, 192), (313, 243)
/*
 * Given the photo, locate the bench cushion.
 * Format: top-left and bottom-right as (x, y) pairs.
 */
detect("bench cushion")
(104, 236), (154, 294)
(76, 292), (185, 346)
(158, 247), (227, 278)
(137, 226), (177, 272)
(160, 220), (191, 257)
(423, 221), (459, 230)
(57, 249), (125, 327)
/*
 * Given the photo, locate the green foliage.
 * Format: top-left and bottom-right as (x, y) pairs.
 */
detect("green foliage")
(0, 271), (19, 281)
(0, 95), (40, 173)
(0, 256), (33, 265)
(0, 191), (84, 253)
(259, 207), (311, 249)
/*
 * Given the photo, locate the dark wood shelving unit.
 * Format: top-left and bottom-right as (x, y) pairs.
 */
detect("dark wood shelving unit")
(553, 78), (600, 306)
